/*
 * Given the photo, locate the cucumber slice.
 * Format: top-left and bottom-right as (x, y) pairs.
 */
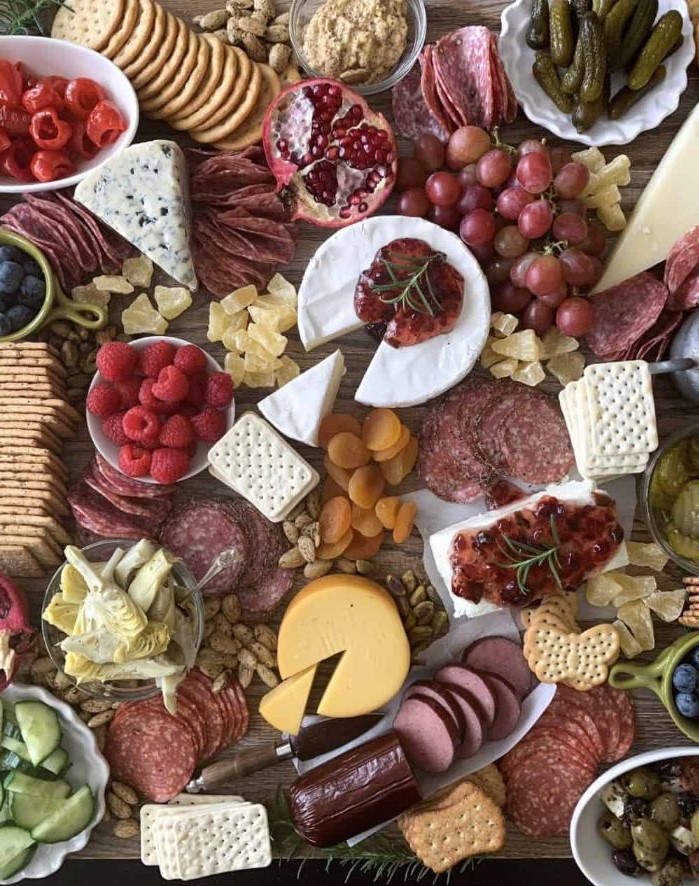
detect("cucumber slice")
(2, 721), (21, 741)
(4, 772), (70, 799)
(0, 796), (13, 825)
(15, 702), (61, 767)
(0, 827), (34, 878)
(0, 750), (58, 779)
(40, 748), (69, 778)
(1, 737), (31, 763)
(31, 786), (94, 844)
(11, 793), (67, 830)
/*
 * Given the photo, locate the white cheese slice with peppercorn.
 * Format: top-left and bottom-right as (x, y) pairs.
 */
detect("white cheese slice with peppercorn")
(429, 480), (629, 619)
(74, 140), (197, 291)
(298, 217), (490, 408)
(257, 350), (345, 447)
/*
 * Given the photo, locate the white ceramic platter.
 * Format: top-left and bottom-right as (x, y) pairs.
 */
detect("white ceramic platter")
(498, 0), (695, 146)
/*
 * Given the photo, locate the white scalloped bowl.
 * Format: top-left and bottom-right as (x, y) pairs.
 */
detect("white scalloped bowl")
(0, 683), (109, 884)
(498, 0), (695, 146)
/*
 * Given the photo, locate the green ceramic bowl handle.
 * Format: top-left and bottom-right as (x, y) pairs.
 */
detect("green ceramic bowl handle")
(609, 658), (666, 695)
(44, 285), (108, 331)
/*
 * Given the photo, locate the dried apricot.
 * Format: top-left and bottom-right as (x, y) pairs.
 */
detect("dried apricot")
(392, 501), (417, 544)
(372, 424), (410, 463)
(362, 408), (402, 451)
(319, 413), (362, 449)
(317, 528), (353, 560)
(351, 504), (384, 537)
(323, 454), (351, 491)
(327, 432), (371, 470)
(375, 496), (401, 530)
(319, 496), (352, 544)
(343, 529), (384, 560)
(321, 475), (346, 503)
(347, 464), (385, 509)
(380, 436), (419, 486)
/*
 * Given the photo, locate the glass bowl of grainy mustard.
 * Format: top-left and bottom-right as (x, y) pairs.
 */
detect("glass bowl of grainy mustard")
(289, 0), (426, 96)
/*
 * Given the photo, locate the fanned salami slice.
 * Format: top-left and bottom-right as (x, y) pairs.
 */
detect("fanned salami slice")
(94, 453), (174, 499)
(391, 63), (450, 143)
(499, 389), (573, 484)
(668, 265), (699, 310)
(665, 225), (699, 294)
(433, 27), (497, 130)
(622, 310), (683, 361)
(68, 481), (156, 540)
(505, 758), (591, 837)
(586, 272), (669, 358)
(84, 462), (170, 520)
(420, 47), (451, 134)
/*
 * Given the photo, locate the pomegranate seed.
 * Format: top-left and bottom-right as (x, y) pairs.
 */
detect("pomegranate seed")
(358, 202), (368, 212)
(326, 146), (339, 161)
(302, 151), (313, 165)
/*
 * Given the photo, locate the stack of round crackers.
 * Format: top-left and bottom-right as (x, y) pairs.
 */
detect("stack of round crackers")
(51, 0), (298, 149)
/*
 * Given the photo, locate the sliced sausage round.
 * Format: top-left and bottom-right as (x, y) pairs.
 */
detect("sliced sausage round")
(403, 680), (465, 744)
(393, 694), (458, 773)
(480, 673), (522, 741)
(441, 685), (484, 759)
(461, 636), (532, 701)
(433, 665), (496, 726)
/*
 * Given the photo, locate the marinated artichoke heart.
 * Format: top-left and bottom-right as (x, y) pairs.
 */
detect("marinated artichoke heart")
(128, 548), (178, 612)
(64, 651), (182, 683)
(115, 539), (156, 587)
(59, 564), (89, 605)
(60, 621), (170, 664)
(42, 593), (79, 636)
(79, 586), (148, 640)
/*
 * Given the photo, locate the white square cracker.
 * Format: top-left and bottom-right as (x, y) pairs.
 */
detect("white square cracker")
(584, 361), (657, 457)
(574, 378), (649, 470)
(168, 803), (271, 879)
(207, 412), (319, 522)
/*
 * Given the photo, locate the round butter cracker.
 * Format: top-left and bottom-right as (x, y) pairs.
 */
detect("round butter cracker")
(51, 0), (126, 50)
(145, 33), (212, 117)
(134, 15), (189, 97)
(213, 63), (281, 150)
(112, 0), (157, 70)
(102, 0), (140, 59)
(168, 46), (243, 132)
(156, 33), (226, 123)
(121, 1), (169, 80)
(190, 57), (262, 144)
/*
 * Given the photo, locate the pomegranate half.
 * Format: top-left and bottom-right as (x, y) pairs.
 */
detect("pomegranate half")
(262, 78), (397, 228)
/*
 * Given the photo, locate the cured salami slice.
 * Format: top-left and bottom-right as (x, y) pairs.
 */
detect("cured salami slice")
(391, 63), (450, 143)
(84, 462), (170, 521)
(94, 453), (174, 499)
(498, 389), (573, 484)
(68, 481), (155, 540)
(433, 28), (491, 129)
(419, 47), (451, 133)
(505, 758), (591, 837)
(586, 272), (669, 358)
(622, 310), (683, 361)
(665, 225), (699, 295)
(668, 266), (699, 310)
(186, 670), (226, 758)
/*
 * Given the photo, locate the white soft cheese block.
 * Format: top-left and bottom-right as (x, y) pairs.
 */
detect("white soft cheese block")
(298, 216), (491, 408)
(257, 349), (345, 446)
(429, 480), (628, 618)
(592, 104), (699, 294)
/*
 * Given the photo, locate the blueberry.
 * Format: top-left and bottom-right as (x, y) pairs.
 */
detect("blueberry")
(6, 304), (34, 332)
(0, 246), (24, 264)
(689, 647), (699, 671)
(0, 262), (24, 296)
(22, 259), (41, 277)
(18, 275), (45, 304)
(676, 692), (699, 718)
(673, 663), (698, 693)
(0, 314), (11, 337)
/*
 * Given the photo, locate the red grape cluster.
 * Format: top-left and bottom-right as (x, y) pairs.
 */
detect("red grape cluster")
(395, 126), (607, 339)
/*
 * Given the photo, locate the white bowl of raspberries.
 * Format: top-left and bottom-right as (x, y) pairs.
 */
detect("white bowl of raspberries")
(85, 337), (235, 485)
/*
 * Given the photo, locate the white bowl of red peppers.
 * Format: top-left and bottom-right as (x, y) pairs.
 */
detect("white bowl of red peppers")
(0, 36), (138, 194)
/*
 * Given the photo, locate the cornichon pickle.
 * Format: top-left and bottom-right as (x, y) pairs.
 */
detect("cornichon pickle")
(628, 10), (683, 89)
(550, 0), (575, 65)
(671, 480), (699, 538)
(594, 0), (618, 18)
(571, 0), (592, 14)
(573, 72), (609, 131)
(580, 11), (607, 101)
(603, 0), (638, 64)
(562, 32), (586, 93)
(533, 52), (575, 111)
(618, 0), (659, 68)
(667, 527), (699, 562)
(527, 0), (551, 48)
(609, 65), (665, 118)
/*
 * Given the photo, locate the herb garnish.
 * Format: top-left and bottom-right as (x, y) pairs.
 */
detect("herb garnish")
(372, 250), (445, 318)
(0, 0), (72, 36)
(494, 514), (562, 596)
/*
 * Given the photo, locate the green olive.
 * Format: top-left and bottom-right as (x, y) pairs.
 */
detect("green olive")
(598, 810), (633, 849)
(632, 819), (670, 872)
(650, 794), (681, 832)
(652, 856), (686, 886)
(691, 809), (699, 845)
(622, 768), (663, 800)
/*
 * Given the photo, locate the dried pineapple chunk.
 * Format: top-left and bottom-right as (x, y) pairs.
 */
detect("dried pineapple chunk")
(93, 275), (134, 294)
(266, 273), (297, 307)
(547, 352), (585, 385)
(511, 360), (545, 387)
(72, 284), (110, 307)
(540, 327), (579, 359)
(121, 294), (167, 335)
(596, 155), (631, 189)
(221, 313), (249, 350)
(243, 369), (276, 388)
(154, 285), (192, 320)
(207, 302), (229, 343)
(613, 619), (643, 659)
(489, 357), (519, 379)
(626, 541), (669, 572)
(597, 203), (627, 232)
(121, 256), (154, 289)
(491, 329), (541, 362)
(584, 185), (621, 210)
(480, 337), (502, 369)
(612, 574), (656, 607)
(247, 322), (287, 357)
(221, 285), (258, 315)
(586, 572), (624, 606)
(617, 599), (655, 652)
(244, 350), (282, 373)
(646, 589), (686, 623)
(276, 355), (301, 387)
(491, 312), (519, 336)
(224, 352), (245, 387)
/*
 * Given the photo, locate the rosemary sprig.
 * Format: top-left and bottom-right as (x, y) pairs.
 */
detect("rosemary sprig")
(494, 514), (562, 596)
(372, 251), (445, 318)
(0, 0), (72, 36)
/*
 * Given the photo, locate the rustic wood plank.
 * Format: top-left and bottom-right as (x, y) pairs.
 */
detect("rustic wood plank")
(1, 0), (698, 862)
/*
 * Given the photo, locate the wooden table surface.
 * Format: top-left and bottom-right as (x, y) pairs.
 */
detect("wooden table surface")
(3, 0), (699, 864)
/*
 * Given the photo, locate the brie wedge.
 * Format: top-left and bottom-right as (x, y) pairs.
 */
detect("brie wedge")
(297, 217), (490, 408)
(257, 350), (345, 446)
(429, 480), (629, 618)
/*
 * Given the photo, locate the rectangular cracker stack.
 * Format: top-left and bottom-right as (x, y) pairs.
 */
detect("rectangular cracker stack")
(0, 342), (77, 577)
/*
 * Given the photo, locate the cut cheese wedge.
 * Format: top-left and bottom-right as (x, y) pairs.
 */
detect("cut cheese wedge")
(297, 217), (490, 408)
(257, 350), (345, 446)
(74, 140), (197, 291)
(592, 104), (699, 294)
(259, 664), (317, 735)
(277, 575), (410, 718)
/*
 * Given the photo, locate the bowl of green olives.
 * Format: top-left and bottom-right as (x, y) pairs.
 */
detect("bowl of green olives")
(571, 748), (699, 886)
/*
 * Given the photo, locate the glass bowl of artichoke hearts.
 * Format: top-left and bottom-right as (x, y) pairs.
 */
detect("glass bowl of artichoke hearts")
(41, 538), (204, 709)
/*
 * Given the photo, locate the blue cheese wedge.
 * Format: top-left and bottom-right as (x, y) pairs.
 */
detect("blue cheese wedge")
(74, 140), (197, 291)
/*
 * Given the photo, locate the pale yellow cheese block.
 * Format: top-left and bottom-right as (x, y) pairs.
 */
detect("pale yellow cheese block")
(258, 664), (317, 735)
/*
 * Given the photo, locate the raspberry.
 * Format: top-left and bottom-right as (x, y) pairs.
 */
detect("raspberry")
(138, 378), (177, 414)
(191, 407), (227, 443)
(152, 365), (189, 403)
(174, 344), (207, 376)
(113, 377), (142, 410)
(138, 340), (176, 378)
(102, 411), (129, 446)
(159, 414), (194, 449)
(119, 443), (152, 478)
(178, 402), (199, 418)
(150, 447), (190, 484)
(86, 382), (121, 418)
(96, 341), (137, 382)
(204, 372), (234, 408)
(122, 405), (160, 444)
(185, 376), (205, 408)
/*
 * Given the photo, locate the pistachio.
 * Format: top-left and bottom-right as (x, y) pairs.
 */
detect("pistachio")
(431, 610), (449, 636)
(67, 329), (82, 343)
(336, 557), (357, 574)
(339, 68), (371, 84)
(411, 641), (432, 659)
(386, 574), (406, 597)
(107, 791), (132, 820)
(196, 648), (229, 666)
(95, 327), (118, 345)
(410, 585), (427, 607)
(221, 594), (242, 624)
(195, 8), (229, 30)
(355, 559), (375, 576)
(80, 698), (113, 714)
(254, 624), (278, 651)
(401, 570), (418, 592)
(395, 596), (410, 618)
(213, 612), (235, 638)
(238, 647), (257, 670)
(232, 623), (254, 646)
(249, 640), (276, 669)
(303, 558), (332, 580)
(283, 521), (299, 545)
(238, 14), (266, 36)
(111, 781), (139, 806)
(212, 670), (232, 693)
(408, 625), (433, 643)
(256, 663), (279, 688)
(80, 352), (97, 374)
(265, 22), (289, 42)
(279, 547), (304, 569)
(238, 662), (255, 689)
(413, 600), (435, 625)
(297, 535), (316, 563)
(52, 670), (72, 690)
(88, 710), (114, 729)
(114, 819), (140, 839)
(305, 489), (321, 519)
(404, 612), (416, 631)
(68, 372), (91, 388)
(203, 597), (221, 620)
(209, 632), (240, 656)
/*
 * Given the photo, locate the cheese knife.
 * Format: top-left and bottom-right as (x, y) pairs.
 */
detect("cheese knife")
(185, 713), (384, 792)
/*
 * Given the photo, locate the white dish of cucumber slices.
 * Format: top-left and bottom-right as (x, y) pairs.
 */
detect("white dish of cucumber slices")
(0, 684), (108, 883)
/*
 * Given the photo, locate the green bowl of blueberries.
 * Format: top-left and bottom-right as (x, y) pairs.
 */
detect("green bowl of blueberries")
(0, 229), (107, 342)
